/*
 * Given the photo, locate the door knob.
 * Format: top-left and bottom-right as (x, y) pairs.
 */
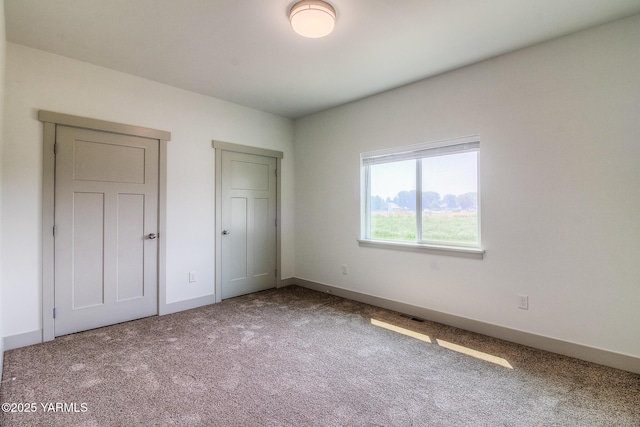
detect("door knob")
(148, 233), (157, 239)
(222, 230), (231, 235)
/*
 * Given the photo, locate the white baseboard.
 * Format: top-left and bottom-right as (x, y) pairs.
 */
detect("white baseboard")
(159, 294), (216, 315)
(286, 277), (640, 375)
(3, 329), (43, 351)
(279, 278), (297, 288)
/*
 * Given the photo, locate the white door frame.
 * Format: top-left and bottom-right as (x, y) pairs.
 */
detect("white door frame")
(40, 110), (171, 342)
(213, 140), (283, 302)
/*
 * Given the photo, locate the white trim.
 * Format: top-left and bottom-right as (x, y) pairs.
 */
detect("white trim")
(358, 239), (484, 259)
(3, 330), (43, 351)
(279, 277), (297, 288)
(214, 148), (223, 303)
(160, 295), (216, 316)
(276, 157), (283, 288)
(41, 121), (56, 342)
(290, 277), (640, 374)
(157, 140), (170, 315)
(38, 111), (170, 141)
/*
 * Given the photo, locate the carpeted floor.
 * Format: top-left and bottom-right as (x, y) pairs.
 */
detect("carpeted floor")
(1, 285), (639, 426)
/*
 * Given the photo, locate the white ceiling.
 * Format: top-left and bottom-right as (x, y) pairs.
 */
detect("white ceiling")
(5, 0), (640, 118)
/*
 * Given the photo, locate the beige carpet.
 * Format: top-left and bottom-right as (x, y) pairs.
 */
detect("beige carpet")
(1, 285), (639, 426)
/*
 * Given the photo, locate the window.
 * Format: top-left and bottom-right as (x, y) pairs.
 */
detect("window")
(360, 136), (482, 255)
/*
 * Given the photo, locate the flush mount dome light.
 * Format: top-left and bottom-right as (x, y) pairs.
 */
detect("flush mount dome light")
(289, 0), (336, 38)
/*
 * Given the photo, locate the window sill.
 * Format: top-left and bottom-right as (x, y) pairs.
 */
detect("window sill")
(357, 239), (484, 259)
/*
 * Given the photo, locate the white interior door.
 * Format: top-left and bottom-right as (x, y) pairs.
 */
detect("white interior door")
(54, 126), (159, 336)
(221, 151), (277, 299)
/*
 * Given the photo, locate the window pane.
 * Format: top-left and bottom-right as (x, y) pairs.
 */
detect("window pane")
(421, 152), (478, 244)
(369, 160), (416, 241)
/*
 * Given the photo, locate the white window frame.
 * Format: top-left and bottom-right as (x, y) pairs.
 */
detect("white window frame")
(359, 135), (485, 259)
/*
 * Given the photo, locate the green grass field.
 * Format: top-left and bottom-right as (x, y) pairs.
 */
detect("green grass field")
(371, 211), (478, 244)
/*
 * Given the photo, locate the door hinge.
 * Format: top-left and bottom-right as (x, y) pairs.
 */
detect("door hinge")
(53, 308), (56, 319)
(275, 168), (277, 177)
(54, 143), (57, 155)
(53, 225), (56, 237)
(275, 218), (277, 227)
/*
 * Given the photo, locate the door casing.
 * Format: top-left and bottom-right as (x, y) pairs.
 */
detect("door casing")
(40, 110), (171, 342)
(213, 140), (283, 302)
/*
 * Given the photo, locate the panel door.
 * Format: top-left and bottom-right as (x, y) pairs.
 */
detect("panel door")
(54, 126), (159, 336)
(221, 151), (277, 299)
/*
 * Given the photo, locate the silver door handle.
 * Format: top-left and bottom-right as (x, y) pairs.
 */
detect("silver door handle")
(222, 230), (231, 235)
(148, 233), (157, 240)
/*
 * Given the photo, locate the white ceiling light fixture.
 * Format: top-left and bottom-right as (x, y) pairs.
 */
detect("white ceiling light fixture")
(289, 0), (336, 39)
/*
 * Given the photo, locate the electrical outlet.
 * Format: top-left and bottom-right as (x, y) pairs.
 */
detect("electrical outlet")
(341, 264), (348, 275)
(189, 272), (197, 283)
(518, 294), (529, 310)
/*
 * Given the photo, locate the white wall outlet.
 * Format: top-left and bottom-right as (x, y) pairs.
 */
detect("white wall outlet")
(518, 294), (529, 310)
(189, 272), (197, 283)
(341, 264), (348, 275)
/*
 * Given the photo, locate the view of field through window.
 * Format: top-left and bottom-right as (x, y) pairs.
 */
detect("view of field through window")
(369, 151), (478, 245)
